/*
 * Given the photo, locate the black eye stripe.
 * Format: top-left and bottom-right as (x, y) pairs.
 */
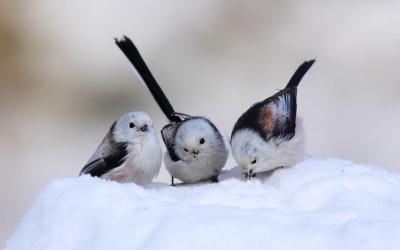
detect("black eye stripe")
(251, 159), (257, 164)
(184, 148), (188, 152)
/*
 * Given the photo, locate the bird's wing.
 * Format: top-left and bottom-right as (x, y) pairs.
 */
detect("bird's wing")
(262, 60), (314, 141)
(80, 132), (129, 177)
(232, 87), (297, 143)
(161, 124), (180, 161)
(262, 88), (297, 142)
(232, 60), (315, 142)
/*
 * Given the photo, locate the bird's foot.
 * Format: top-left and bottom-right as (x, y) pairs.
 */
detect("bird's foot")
(210, 175), (219, 183)
(243, 169), (256, 180)
(171, 177), (176, 187)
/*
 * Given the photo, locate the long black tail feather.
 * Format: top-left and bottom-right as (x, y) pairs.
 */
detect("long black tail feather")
(285, 59), (315, 89)
(115, 35), (181, 122)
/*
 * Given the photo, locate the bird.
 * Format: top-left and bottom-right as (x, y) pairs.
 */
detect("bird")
(80, 111), (162, 185)
(230, 60), (315, 180)
(115, 35), (228, 185)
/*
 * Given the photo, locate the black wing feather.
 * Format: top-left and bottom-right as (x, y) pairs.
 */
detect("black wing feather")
(80, 142), (129, 177)
(232, 60), (314, 142)
(161, 124), (180, 161)
(115, 36), (181, 123)
(270, 88), (297, 141)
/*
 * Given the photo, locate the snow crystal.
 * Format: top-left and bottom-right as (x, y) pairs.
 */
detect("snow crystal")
(5, 158), (400, 250)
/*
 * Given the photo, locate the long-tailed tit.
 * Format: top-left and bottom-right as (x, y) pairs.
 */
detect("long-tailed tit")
(231, 60), (315, 179)
(80, 111), (162, 185)
(115, 36), (228, 185)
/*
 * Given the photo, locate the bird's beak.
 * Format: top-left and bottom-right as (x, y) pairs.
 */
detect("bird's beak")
(140, 125), (149, 132)
(192, 149), (199, 158)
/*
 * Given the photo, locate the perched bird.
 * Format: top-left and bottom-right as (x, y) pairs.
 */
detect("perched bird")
(115, 36), (228, 185)
(230, 60), (315, 179)
(80, 111), (162, 185)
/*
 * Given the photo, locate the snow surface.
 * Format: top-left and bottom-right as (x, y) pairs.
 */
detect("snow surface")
(5, 158), (400, 250)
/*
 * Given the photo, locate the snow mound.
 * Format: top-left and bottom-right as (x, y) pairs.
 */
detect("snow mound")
(6, 158), (400, 250)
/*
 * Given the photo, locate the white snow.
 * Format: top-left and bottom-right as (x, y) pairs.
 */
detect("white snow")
(5, 158), (400, 250)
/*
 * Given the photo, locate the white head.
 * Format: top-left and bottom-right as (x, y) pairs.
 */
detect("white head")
(112, 111), (155, 143)
(231, 120), (306, 174)
(231, 129), (268, 174)
(174, 117), (226, 161)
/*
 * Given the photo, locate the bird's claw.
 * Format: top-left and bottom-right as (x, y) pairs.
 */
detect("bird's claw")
(243, 169), (256, 180)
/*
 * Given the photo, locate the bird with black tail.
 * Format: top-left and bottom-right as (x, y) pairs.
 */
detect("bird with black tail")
(230, 60), (315, 180)
(115, 36), (228, 185)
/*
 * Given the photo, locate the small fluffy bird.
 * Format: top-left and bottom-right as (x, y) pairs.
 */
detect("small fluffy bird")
(115, 36), (228, 185)
(231, 60), (315, 179)
(80, 111), (162, 185)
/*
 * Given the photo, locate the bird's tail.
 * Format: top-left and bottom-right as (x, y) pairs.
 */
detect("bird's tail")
(285, 59), (315, 89)
(115, 35), (181, 122)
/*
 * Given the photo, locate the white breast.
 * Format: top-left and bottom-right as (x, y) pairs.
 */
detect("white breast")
(102, 134), (162, 185)
(231, 118), (306, 174)
(164, 149), (228, 183)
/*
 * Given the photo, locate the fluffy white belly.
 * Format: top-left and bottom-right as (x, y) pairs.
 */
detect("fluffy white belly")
(164, 152), (227, 183)
(102, 141), (162, 185)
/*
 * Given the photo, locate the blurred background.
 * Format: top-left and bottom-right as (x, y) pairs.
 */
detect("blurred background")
(1, 0), (400, 245)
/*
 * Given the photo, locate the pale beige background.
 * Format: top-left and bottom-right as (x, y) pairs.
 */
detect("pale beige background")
(1, 0), (400, 246)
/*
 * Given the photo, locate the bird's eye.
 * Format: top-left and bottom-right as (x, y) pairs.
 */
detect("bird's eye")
(199, 138), (205, 144)
(184, 148), (188, 152)
(129, 122), (135, 128)
(251, 159), (257, 164)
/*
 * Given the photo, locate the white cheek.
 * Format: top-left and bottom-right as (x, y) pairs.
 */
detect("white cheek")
(113, 129), (126, 142)
(231, 129), (261, 166)
(177, 150), (190, 160)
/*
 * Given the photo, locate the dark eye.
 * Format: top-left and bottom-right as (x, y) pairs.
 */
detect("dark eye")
(184, 148), (188, 152)
(129, 122), (135, 128)
(199, 138), (205, 144)
(251, 159), (257, 164)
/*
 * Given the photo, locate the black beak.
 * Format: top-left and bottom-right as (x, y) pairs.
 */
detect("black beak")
(140, 125), (149, 132)
(192, 150), (199, 158)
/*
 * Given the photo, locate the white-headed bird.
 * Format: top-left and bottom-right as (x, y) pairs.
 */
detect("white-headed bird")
(80, 111), (162, 185)
(231, 60), (315, 179)
(115, 36), (228, 185)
